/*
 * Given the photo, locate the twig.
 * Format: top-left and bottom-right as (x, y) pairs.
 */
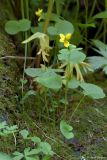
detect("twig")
(0, 56), (35, 60)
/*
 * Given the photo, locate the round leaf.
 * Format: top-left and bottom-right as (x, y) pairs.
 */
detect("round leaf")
(60, 120), (74, 139)
(19, 19), (31, 31)
(5, 20), (19, 35)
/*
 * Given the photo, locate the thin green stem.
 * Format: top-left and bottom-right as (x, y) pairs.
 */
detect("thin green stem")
(25, 0), (31, 55)
(94, 21), (103, 38)
(22, 32), (28, 94)
(103, 0), (107, 43)
(44, 90), (49, 118)
(70, 95), (85, 120)
(89, 0), (97, 18)
(76, 0), (80, 20)
(25, 0), (29, 19)
(64, 62), (72, 116)
(21, 0), (24, 18)
(84, 0), (88, 53)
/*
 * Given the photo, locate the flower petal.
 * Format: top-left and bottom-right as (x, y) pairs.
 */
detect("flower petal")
(35, 9), (43, 17)
(64, 40), (70, 47)
(65, 33), (72, 40)
(59, 34), (65, 42)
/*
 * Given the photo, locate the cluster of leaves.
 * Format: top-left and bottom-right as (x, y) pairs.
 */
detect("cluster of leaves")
(0, 122), (54, 160)
(0, 120), (74, 160)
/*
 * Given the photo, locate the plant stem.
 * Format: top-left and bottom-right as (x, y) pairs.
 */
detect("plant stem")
(89, 0), (97, 18)
(84, 0), (88, 53)
(22, 32), (28, 94)
(21, 0), (24, 18)
(25, 0), (29, 19)
(70, 95), (85, 120)
(95, 21), (103, 38)
(103, 0), (107, 43)
(76, 0), (80, 20)
(20, 0), (28, 94)
(44, 89), (49, 118)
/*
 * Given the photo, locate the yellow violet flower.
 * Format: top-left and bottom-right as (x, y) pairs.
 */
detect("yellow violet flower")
(59, 33), (72, 47)
(35, 8), (43, 21)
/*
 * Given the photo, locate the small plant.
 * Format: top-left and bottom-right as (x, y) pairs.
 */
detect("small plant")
(0, 122), (54, 160)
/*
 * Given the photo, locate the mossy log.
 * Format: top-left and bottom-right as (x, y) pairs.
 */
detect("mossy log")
(0, 1), (20, 122)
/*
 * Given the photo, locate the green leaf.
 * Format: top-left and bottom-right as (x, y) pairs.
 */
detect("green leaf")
(58, 48), (86, 64)
(88, 56), (107, 70)
(41, 13), (60, 22)
(18, 19), (31, 32)
(103, 65), (107, 74)
(55, 20), (74, 34)
(60, 120), (74, 139)
(68, 78), (80, 89)
(24, 148), (40, 156)
(92, 40), (107, 58)
(36, 73), (62, 90)
(80, 82), (105, 99)
(13, 151), (24, 160)
(79, 23), (96, 28)
(5, 19), (31, 35)
(47, 26), (58, 36)
(0, 152), (12, 160)
(5, 21), (19, 35)
(20, 129), (29, 139)
(22, 32), (46, 44)
(25, 68), (45, 77)
(38, 142), (54, 155)
(30, 136), (41, 143)
(93, 11), (107, 19)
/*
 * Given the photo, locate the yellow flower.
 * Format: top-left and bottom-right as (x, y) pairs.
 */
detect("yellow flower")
(35, 8), (43, 21)
(59, 33), (72, 47)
